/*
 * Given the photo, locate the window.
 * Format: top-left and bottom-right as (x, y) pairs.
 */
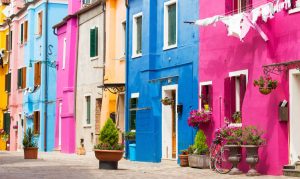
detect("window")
(200, 82), (213, 111)
(132, 13), (143, 57)
(90, 27), (98, 58)
(164, 0), (177, 49)
(62, 38), (67, 69)
(86, 96), (91, 125)
(5, 73), (11, 93)
(20, 23), (24, 44)
(5, 34), (9, 51)
(224, 70), (248, 124)
(33, 111), (40, 134)
(3, 113), (10, 134)
(226, 0), (252, 14)
(82, 0), (91, 7)
(24, 21), (28, 43)
(17, 67), (26, 89)
(8, 31), (12, 51)
(34, 62), (41, 87)
(129, 95), (139, 130)
(122, 21), (126, 56)
(37, 11), (43, 36)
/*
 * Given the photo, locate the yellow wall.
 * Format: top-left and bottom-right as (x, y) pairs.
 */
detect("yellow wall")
(100, 0), (126, 130)
(0, 4), (9, 150)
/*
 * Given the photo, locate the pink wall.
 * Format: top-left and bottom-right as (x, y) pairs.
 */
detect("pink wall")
(199, 0), (300, 175)
(54, 1), (80, 153)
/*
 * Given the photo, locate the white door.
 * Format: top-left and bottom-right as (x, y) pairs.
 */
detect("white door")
(162, 85), (178, 160)
(289, 70), (300, 164)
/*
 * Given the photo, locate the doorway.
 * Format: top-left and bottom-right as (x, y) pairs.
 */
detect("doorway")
(289, 69), (300, 164)
(162, 85), (178, 160)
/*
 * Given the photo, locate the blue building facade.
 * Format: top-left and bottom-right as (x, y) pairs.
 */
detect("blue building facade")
(22, 1), (67, 151)
(126, 0), (199, 162)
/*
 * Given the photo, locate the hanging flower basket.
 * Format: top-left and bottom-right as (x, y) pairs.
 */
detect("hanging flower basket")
(188, 110), (212, 128)
(161, 97), (175, 106)
(254, 76), (278, 95)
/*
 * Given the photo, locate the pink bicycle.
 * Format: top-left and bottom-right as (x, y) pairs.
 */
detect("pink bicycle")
(209, 127), (233, 174)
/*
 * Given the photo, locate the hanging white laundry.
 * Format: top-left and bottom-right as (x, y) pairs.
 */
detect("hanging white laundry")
(195, 15), (223, 26)
(284, 0), (292, 9)
(261, 2), (275, 22)
(274, 1), (285, 13)
(244, 13), (269, 41)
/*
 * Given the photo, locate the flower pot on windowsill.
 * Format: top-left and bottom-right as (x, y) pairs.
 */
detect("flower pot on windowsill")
(204, 104), (210, 112)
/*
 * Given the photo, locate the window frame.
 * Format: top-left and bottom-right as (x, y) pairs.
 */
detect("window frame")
(163, 0), (178, 50)
(62, 37), (67, 69)
(129, 93), (139, 131)
(199, 81), (213, 111)
(24, 20), (28, 43)
(34, 61), (41, 87)
(227, 69), (248, 127)
(37, 11), (43, 36)
(89, 26), (99, 59)
(20, 22), (24, 45)
(132, 12), (143, 58)
(85, 95), (92, 126)
(17, 67), (27, 89)
(122, 21), (126, 56)
(33, 111), (40, 135)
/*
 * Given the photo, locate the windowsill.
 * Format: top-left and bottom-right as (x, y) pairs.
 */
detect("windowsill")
(83, 125), (92, 128)
(132, 53), (142, 59)
(228, 123), (242, 127)
(163, 44), (177, 51)
(90, 56), (99, 61)
(289, 7), (300, 14)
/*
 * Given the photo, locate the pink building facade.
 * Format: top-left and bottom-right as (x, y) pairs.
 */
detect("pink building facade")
(199, 0), (300, 175)
(53, 0), (81, 153)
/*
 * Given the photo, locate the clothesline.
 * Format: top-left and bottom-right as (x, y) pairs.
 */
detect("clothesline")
(188, 0), (292, 42)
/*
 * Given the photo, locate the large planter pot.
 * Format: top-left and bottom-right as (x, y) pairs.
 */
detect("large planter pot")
(179, 154), (189, 167)
(244, 145), (260, 176)
(24, 147), (38, 159)
(94, 149), (124, 170)
(225, 145), (242, 175)
(188, 154), (210, 168)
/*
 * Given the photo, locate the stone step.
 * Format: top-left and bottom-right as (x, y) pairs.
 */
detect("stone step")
(283, 165), (296, 170)
(283, 169), (300, 177)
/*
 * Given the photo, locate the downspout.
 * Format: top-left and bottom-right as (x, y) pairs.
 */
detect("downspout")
(103, 1), (106, 79)
(6, 18), (11, 112)
(44, 0), (49, 152)
(74, 12), (80, 148)
(125, 0), (129, 158)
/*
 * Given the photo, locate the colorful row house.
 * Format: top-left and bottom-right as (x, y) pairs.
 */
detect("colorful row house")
(198, 0), (300, 175)
(0, 0), (10, 151)
(1, 0), (67, 151)
(125, 0), (199, 162)
(53, 0), (126, 154)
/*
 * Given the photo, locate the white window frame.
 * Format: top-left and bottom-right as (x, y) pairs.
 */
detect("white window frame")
(163, 0), (178, 50)
(36, 10), (43, 37)
(62, 38), (67, 70)
(228, 69), (248, 127)
(132, 12), (143, 59)
(131, 93), (139, 98)
(84, 94), (92, 127)
(199, 81), (212, 110)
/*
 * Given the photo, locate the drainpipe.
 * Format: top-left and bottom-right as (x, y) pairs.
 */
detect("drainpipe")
(44, 0), (49, 152)
(125, 0), (129, 158)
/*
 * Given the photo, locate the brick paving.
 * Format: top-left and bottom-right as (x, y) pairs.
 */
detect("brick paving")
(0, 151), (294, 179)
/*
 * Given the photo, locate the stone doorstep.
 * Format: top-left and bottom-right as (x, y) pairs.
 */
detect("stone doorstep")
(283, 165), (296, 170)
(283, 169), (300, 177)
(295, 161), (300, 170)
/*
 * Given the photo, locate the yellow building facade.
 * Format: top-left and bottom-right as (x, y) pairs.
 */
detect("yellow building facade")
(99, 0), (126, 136)
(0, 3), (9, 150)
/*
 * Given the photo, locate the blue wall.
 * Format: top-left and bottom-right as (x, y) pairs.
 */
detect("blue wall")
(126, 0), (199, 162)
(23, 2), (67, 151)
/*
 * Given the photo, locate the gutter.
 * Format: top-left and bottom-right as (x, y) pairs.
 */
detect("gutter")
(125, 0), (130, 158)
(44, 0), (49, 152)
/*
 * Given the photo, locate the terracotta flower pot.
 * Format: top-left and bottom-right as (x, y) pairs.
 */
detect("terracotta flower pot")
(244, 145), (260, 176)
(179, 154), (189, 167)
(94, 149), (124, 170)
(259, 87), (272, 95)
(24, 147), (38, 159)
(225, 145), (242, 175)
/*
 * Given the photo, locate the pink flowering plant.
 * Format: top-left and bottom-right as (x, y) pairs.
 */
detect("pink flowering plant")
(219, 126), (243, 145)
(188, 110), (212, 128)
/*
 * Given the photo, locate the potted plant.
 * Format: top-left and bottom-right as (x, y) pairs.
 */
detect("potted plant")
(232, 111), (242, 123)
(242, 126), (266, 176)
(94, 118), (124, 170)
(179, 149), (189, 167)
(124, 131), (136, 142)
(254, 76), (278, 95)
(188, 130), (210, 168)
(220, 126), (243, 175)
(160, 97), (175, 105)
(188, 110), (212, 129)
(23, 128), (38, 159)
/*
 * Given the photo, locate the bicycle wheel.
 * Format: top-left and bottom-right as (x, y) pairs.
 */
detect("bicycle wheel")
(214, 148), (232, 174)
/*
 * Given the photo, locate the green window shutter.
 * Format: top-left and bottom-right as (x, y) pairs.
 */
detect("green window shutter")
(90, 28), (96, 57)
(20, 24), (24, 44)
(130, 98), (138, 130)
(4, 113), (10, 134)
(86, 96), (91, 124)
(136, 16), (142, 54)
(18, 69), (22, 88)
(5, 73), (11, 93)
(95, 27), (98, 57)
(168, 3), (176, 46)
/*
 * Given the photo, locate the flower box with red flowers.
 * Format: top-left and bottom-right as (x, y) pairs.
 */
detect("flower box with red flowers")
(188, 110), (212, 128)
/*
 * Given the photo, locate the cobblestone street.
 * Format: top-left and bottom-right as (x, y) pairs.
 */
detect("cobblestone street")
(0, 151), (294, 179)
